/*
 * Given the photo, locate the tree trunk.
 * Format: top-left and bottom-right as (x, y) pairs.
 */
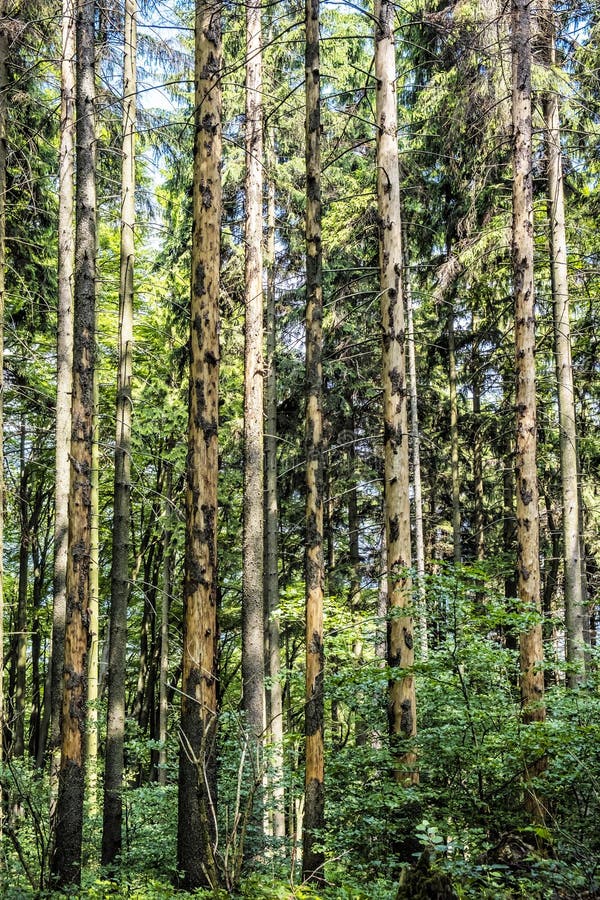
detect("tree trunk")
(177, 0), (222, 887)
(50, 0), (75, 796)
(14, 417), (29, 758)
(472, 321), (485, 563)
(264, 140), (285, 840)
(302, 0), (325, 879)
(511, 0), (546, 818)
(102, 0), (137, 864)
(87, 368), (99, 807)
(0, 7), (5, 843)
(541, 0), (586, 686)
(242, 0), (265, 738)
(158, 463), (172, 786)
(375, 0), (417, 781)
(448, 305), (461, 564)
(403, 227), (427, 659)
(51, 0), (97, 882)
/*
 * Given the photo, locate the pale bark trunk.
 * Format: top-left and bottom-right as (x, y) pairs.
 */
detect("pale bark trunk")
(50, 0), (75, 796)
(242, 0), (265, 738)
(375, 0), (417, 781)
(51, 0), (97, 882)
(264, 143), (285, 840)
(302, 0), (325, 879)
(403, 231), (427, 659)
(541, 2), (586, 686)
(14, 418), (28, 758)
(177, 0), (222, 887)
(448, 306), (461, 564)
(472, 322), (485, 563)
(511, 0), (546, 819)
(102, 0), (137, 864)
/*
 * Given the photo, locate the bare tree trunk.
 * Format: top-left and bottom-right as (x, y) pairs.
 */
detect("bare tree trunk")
(87, 369), (99, 807)
(102, 0), (137, 864)
(511, 0), (546, 820)
(264, 140), (285, 840)
(403, 229), (427, 659)
(177, 0), (222, 887)
(302, 0), (325, 880)
(50, 0), (75, 796)
(448, 306), (461, 564)
(375, 0), (417, 781)
(158, 464), (172, 786)
(472, 321), (485, 563)
(51, 0), (97, 882)
(14, 417), (29, 758)
(541, 0), (586, 686)
(0, 5), (7, 844)
(242, 0), (265, 738)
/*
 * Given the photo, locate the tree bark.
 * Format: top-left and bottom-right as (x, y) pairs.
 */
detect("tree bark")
(448, 305), (462, 564)
(102, 0), (137, 864)
(158, 463), (172, 786)
(14, 417), (29, 758)
(0, 7), (6, 844)
(50, 0), (75, 796)
(302, 0), (325, 880)
(375, 0), (417, 781)
(177, 0), (222, 887)
(242, 0), (265, 739)
(51, 0), (97, 882)
(541, 0), (586, 686)
(403, 228), (427, 659)
(511, 0), (546, 818)
(87, 368), (99, 807)
(264, 139), (285, 840)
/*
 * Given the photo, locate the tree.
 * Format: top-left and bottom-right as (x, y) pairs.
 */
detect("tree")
(50, 0), (75, 799)
(302, 0), (325, 882)
(511, 0), (546, 811)
(540, 0), (586, 686)
(0, 0), (7, 841)
(242, 0), (265, 738)
(177, 0), (222, 887)
(102, 0), (137, 865)
(374, 0), (417, 776)
(51, 0), (97, 883)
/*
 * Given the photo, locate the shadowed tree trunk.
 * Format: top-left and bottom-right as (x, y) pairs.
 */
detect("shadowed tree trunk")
(177, 0), (222, 887)
(511, 0), (546, 821)
(302, 0), (325, 880)
(14, 417), (29, 758)
(242, 0), (265, 739)
(51, 0), (97, 882)
(375, 0), (417, 781)
(86, 369), (99, 808)
(448, 305), (461, 564)
(102, 0), (137, 864)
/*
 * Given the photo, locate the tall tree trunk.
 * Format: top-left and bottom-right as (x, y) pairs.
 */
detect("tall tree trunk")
(242, 0), (265, 738)
(448, 305), (461, 564)
(375, 0), (417, 780)
(177, 0), (222, 886)
(511, 0), (546, 818)
(102, 0), (137, 864)
(472, 322), (485, 563)
(14, 417), (29, 758)
(302, 0), (325, 880)
(50, 0), (75, 795)
(158, 463), (172, 787)
(51, 0), (97, 882)
(0, 8), (5, 842)
(403, 227), (427, 659)
(541, 1), (586, 686)
(87, 369), (99, 807)
(264, 141), (285, 840)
